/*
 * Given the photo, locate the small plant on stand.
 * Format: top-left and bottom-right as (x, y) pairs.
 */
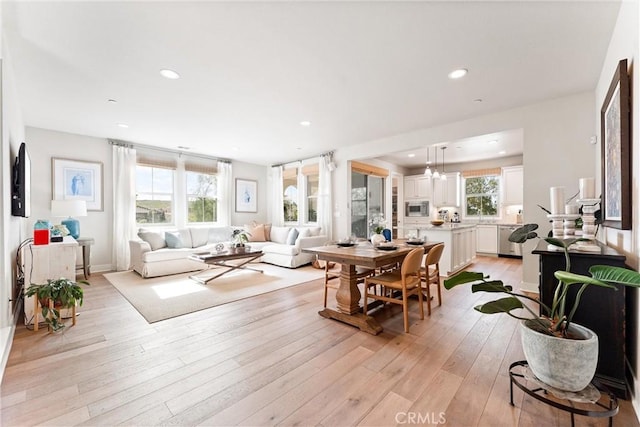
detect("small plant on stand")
(25, 277), (89, 332)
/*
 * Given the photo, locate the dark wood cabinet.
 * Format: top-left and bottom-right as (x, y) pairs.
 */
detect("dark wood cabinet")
(532, 240), (629, 398)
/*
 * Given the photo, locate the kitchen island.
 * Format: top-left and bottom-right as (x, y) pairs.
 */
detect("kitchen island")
(403, 222), (476, 276)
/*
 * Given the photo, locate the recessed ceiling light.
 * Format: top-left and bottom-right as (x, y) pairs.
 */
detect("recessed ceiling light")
(473, 98), (483, 103)
(107, 99), (118, 104)
(117, 123), (129, 128)
(448, 68), (468, 79)
(160, 69), (180, 79)
(296, 147), (302, 150)
(488, 140), (498, 144)
(300, 121), (311, 127)
(407, 153), (415, 158)
(499, 150), (507, 155)
(232, 147), (239, 151)
(177, 146), (190, 150)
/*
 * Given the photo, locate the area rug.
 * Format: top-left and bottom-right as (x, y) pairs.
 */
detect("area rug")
(103, 263), (324, 323)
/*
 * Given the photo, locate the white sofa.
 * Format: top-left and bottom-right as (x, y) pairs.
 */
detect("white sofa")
(129, 225), (327, 278)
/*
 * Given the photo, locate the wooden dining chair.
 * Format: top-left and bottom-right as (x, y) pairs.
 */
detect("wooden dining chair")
(363, 247), (424, 333)
(420, 243), (445, 316)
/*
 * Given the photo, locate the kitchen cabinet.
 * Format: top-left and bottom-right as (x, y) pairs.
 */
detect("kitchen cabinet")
(404, 175), (432, 200)
(476, 224), (498, 254)
(533, 240), (628, 398)
(423, 224), (476, 275)
(432, 172), (460, 207)
(502, 166), (523, 205)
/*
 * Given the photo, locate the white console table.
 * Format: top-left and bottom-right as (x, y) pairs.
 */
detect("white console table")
(21, 236), (78, 327)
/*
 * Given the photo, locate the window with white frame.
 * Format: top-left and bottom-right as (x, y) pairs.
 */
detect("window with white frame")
(281, 160), (320, 225)
(186, 171), (217, 223)
(136, 164), (175, 224)
(463, 171), (500, 219)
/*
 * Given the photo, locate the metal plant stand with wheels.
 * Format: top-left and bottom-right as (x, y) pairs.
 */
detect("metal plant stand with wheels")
(509, 361), (619, 427)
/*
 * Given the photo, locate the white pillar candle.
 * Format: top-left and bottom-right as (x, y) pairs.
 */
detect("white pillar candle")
(565, 204), (579, 214)
(579, 177), (595, 199)
(550, 187), (565, 214)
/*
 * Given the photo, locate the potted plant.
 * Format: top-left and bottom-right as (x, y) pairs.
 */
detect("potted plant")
(231, 229), (251, 253)
(444, 225), (640, 392)
(25, 277), (89, 332)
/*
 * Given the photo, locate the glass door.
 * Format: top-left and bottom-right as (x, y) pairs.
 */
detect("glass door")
(351, 172), (385, 239)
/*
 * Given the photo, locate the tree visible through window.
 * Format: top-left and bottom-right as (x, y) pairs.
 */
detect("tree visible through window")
(136, 165), (174, 224)
(186, 171), (217, 223)
(465, 176), (499, 218)
(283, 168), (298, 222)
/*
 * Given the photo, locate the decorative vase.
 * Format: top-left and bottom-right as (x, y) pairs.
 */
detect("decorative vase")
(520, 319), (598, 392)
(370, 233), (386, 246)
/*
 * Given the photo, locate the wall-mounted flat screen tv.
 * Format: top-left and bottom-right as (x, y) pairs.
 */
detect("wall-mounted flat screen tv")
(11, 142), (30, 217)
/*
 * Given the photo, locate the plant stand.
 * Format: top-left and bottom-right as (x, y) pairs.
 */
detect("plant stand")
(509, 361), (618, 427)
(33, 298), (76, 332)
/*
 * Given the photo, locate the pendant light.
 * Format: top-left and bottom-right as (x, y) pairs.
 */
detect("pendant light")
(423, 147), (432, 176)
(432, 147), (440, 180)
(440, 147), (447, 181)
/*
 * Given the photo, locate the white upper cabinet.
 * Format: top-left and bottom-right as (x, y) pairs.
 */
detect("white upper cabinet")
(404, 175), (432, 200)
(502, 166), (523, 205)
(433, 172), (460, 207)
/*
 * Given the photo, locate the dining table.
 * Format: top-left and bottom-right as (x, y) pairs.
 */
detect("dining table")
(303, 240), (442, 335)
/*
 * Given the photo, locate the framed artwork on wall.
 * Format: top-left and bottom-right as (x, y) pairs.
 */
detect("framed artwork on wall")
(52, 158), (104, 211)
(235, 178), (257, 213)
(600, 58), (631, 230)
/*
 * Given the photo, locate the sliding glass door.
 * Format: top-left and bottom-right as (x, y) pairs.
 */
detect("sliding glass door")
(351, 172), (385, 239)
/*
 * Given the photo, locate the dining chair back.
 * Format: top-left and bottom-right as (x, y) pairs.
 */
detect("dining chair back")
(363, 247), (424, 333)
(421, 243), (445, 315)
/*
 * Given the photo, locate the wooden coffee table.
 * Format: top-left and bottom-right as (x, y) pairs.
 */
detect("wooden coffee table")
(188, 250), (263, 284)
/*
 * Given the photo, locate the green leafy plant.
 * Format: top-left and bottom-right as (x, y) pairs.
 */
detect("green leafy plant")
(25, 278), (89, 331)
(232, 229), (250, 246)
(445, 225), (640, 338)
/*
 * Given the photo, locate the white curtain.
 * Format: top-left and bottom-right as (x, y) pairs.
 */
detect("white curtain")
(112, 145), (137, 271)
(270, 165), (284, 226)
(319, 154), (333, 239)
(216, 160), (233, 225)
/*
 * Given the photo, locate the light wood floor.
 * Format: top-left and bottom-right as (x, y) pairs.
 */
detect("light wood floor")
(1, 256), (638, 426)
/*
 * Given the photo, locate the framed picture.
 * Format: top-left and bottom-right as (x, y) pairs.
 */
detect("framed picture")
(52, 158), (104, 211)
(235, 178), (258, 213)
(600, 59), (631, 230)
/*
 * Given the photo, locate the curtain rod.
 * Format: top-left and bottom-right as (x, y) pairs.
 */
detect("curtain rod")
(109, 139), (231, 163)
(271, 150), (334, 168)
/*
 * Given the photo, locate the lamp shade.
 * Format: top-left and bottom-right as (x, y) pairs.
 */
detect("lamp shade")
(51, 200), (87, 217)
(51, 200), (87, 239)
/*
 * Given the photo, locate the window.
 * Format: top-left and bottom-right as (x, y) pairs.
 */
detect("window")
(283, 167), (298, 222)
(136, 165), (174, 224)
(186, 171), (217, 223)
(465, 175), (500, 218)
(302, 163), (319, 223)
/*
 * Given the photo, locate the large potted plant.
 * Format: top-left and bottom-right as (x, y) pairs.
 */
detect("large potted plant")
(445, 225), (640, 392)
(26, 277), (89, 332)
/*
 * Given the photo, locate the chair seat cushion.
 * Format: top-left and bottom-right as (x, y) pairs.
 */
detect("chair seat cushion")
(366, 272), (420, 289)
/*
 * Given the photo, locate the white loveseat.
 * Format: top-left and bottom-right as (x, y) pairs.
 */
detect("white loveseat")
(129, 225), (327, 278)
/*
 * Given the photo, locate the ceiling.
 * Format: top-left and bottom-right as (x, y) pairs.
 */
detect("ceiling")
(3, 1), (620, 166)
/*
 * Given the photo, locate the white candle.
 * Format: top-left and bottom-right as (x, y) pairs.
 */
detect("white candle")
(550, 187), (565, 214)
(565, 204), (579, 214)
(579, 177), (595, 199)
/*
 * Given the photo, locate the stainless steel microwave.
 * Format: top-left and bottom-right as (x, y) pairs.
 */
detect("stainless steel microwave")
(405, 200), (430, 217)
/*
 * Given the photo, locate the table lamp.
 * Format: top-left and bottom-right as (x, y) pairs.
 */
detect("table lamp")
(51, 200), (87, 239)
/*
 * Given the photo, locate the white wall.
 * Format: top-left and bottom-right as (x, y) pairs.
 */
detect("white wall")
(230, 160), (268, 226)
(1, 26), (27, 382)
(332, 91), (596, 291)
(593, 0), (639, 417)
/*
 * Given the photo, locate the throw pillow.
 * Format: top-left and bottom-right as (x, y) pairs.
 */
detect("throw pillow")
(270, 226), (291, 244)
(297, 227), (311, 239)
(244, 223), (266, 242)
(264, 223), (272, 241)
(137, 231), (166, 251)
(165, 232), (183, 249)
(286, 228), (299, 245)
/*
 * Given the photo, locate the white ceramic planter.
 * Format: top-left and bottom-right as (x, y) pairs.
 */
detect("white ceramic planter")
(520, 319), (598, 392)
(371, 233), (386, 246)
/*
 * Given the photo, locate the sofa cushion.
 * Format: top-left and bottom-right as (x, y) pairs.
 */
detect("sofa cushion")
(208, 226), (234, 244)
(264, 223), (272, 241)
(262, 244), (299, 256)
(286, 228), (299, 245)
(297, 228), (311, 239)
(165, 231), (184, 249)
(244, 223), (266, 242)
(303, 226), (321, 237)
(176, 228), (194, 248)
(190, 228), (210, 248)
(270, 226), (291, 244)
(138, 230), (167, 251)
